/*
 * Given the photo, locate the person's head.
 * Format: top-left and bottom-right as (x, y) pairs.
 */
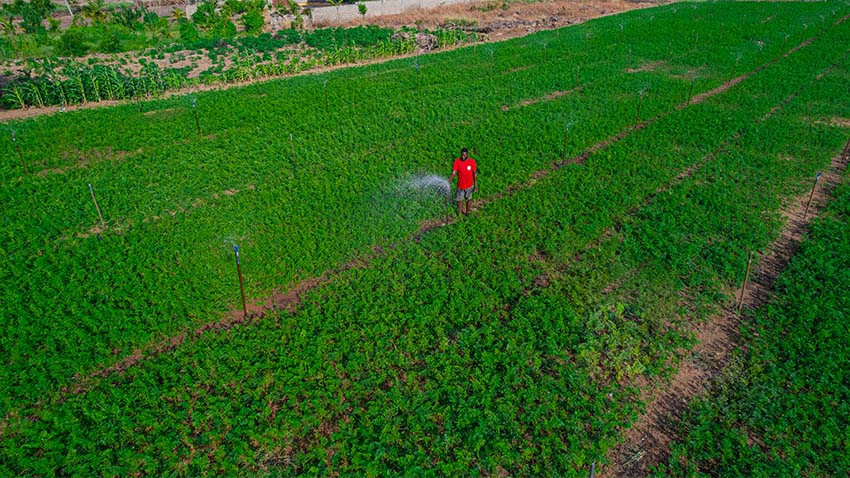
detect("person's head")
(461, 147), (469, 160)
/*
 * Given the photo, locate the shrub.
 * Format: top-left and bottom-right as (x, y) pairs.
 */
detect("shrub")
(57, 27), (90, 57)
(242, 9), (265, 35)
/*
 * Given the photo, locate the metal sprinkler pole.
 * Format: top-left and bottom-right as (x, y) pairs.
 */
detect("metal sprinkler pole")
(802, 171), (821, 220)
(192, 98), (200, 135)
(234, 245), (248, 320)
(635, 90), (644, 127)
(88, 183), (106, 229)
(687, 77), (696, 105)
(12, 131), (28, 174)
(729, 56), (739, 83)
(736, 250), (754, 316)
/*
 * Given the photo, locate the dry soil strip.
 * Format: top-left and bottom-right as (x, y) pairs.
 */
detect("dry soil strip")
(599, 139), (850, 478)
(65, 30), (824, 393)
(0, 30), (824, 441)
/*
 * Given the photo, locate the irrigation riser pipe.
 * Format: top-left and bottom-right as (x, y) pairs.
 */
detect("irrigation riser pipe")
(736, 250), (754, 316)
(234, 245), (248, 320)
(88, 183), (106, 229)
(12, 132), (28, 174)
(802, 171), (821, 220)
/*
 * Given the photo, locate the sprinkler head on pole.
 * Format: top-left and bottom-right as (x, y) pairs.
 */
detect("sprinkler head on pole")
(234, 244), (240, 263)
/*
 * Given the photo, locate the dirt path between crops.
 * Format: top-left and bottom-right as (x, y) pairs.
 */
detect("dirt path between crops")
(48, 30), (822, 397)
(0, 0), (649, 123)
(598, 140), (850, 478)
(0, 19), (831, 442)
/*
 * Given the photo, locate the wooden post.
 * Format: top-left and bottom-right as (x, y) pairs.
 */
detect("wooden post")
(736, 250), (754, 316)
(12, 131), (28, 174)
(88, 183), (106, 229)
(234, 245), (248, 320)
(802, 171), (821, 220)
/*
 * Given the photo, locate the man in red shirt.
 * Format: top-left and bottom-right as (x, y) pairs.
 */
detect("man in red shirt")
(449, 147), (478, 217)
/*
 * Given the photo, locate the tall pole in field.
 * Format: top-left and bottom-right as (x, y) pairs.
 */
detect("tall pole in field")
(687, 76), (697, 105)
(802, 171), (821, 220)
(88, 183), (106, 229)
(192, 98), (200, 135)
(233, 245), (248, 320)
(635, 90), (644, 127)
(562, 121), (572, 162)
(12, 130), (28, 174)
(736, 250), (754, 316)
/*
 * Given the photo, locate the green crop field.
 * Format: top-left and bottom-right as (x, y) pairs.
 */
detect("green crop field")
(2, 1), (850, 476)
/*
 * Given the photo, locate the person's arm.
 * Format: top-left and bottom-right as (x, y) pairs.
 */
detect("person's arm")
(473, 170), (478, 191)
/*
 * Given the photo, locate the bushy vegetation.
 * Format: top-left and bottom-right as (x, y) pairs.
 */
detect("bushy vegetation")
(1, 1), (849, 476)
(656, 144), (850, 476)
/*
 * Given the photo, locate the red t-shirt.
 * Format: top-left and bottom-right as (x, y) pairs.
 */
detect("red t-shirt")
(452, 157), (477, 190)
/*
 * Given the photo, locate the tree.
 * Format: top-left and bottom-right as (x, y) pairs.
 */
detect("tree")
(81, 0), (109, 25)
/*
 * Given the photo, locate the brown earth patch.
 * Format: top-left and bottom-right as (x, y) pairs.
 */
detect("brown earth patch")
(626, 60), (666, 74)
(0, 22), (828, 441)
(600, 139), (850, 477)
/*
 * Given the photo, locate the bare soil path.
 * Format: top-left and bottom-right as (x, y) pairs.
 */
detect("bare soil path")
(599, 129), (850, 478)
(48, 30), (823, 404)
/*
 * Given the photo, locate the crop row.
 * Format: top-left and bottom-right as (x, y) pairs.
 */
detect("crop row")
(0, 0), (844, 424)
(0, 26), (477, 110)
(2, 4), (849, 475)
(656, 154), (850, 476)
